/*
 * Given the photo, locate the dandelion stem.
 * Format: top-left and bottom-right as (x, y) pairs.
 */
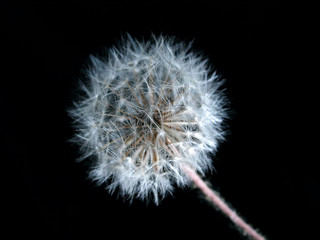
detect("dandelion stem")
(184, 167), (266, 240)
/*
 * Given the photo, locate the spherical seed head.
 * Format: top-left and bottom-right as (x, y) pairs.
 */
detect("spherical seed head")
(70, 35), (228, 204)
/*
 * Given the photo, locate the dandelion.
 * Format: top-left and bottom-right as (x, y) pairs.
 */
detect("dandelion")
(69, 35), (265, 240)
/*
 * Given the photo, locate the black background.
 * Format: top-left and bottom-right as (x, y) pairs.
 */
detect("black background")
(2, 1), (316, 239)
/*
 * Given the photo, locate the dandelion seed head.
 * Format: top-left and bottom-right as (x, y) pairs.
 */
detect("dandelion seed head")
(70, 35), (228, 204)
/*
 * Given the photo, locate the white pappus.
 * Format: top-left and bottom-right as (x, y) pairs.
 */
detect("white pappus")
(69, 35), (228, 204)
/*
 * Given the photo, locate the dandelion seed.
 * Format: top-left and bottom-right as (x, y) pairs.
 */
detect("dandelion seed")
(69, 34), (266, 240)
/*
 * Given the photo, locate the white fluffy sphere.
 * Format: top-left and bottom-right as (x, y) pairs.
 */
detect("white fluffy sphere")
(70, 35), (228, 204)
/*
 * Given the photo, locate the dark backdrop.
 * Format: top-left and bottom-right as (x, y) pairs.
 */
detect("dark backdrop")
(3, 1), (315, 239)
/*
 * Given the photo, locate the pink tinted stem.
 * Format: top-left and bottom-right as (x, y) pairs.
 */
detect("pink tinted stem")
(184, 167), (265, 240)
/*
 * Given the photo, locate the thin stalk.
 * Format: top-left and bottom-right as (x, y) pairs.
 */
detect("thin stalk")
(184, 167), (266, 240)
